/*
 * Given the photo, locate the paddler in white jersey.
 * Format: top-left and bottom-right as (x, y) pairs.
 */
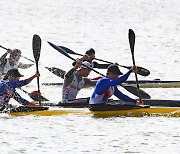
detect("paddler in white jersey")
(0, 48), (33, 78)
(62, 60), (96, 103)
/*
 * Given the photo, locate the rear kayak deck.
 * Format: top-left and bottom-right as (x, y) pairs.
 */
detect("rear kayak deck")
(9, 107), (180, 117)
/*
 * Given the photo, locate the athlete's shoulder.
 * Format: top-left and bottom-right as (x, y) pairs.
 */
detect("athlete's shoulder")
(97, 77), (110, 84)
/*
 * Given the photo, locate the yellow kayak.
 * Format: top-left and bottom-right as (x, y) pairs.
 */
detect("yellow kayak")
(10, 107), (180, 117)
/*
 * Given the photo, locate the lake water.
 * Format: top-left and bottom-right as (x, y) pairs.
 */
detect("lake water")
(0, 0), (180, 153)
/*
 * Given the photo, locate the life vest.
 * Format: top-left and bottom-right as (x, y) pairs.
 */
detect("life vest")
(62, 72), (85, 102)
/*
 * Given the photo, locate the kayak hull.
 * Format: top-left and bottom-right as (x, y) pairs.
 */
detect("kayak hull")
(9, 107), (180, 117)
(55, 99), (180, 108)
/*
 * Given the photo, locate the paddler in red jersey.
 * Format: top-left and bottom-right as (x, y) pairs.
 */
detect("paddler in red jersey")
(89, 64), (144, 111)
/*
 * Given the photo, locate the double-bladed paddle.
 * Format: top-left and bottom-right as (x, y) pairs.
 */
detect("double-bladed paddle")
(32, 34), (42, 105)
(48, 41), (151, 99)
(128, 29), (142, 102)
(59, 46), (150, 76)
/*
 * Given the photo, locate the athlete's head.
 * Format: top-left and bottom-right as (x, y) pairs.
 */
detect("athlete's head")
(79, 61), (92, 77)
(106, 64), (123, 79)
(3, 68), (24, 81)
(85, 48), (95, 62)
(10, 49), (21, 62)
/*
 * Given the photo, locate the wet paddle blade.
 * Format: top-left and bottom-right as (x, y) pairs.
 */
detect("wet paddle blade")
(128, 29), (135, 57)
(121, 65), (150, 76)
(32, 34), (41, 62)
(29, 93), (49, 102)
(48, 41), (75, 61)
(59, 46), (77, 55)
(137, 66), (150, 76)
(45, 67), (66, 79)
(19, 88), (49, 102)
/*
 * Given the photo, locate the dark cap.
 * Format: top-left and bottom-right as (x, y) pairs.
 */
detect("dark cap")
(3, 69), (24, 80)
(107, 64), (123, 75)
(85, 48), (95, 55)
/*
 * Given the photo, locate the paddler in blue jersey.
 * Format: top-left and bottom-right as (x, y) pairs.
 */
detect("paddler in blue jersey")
(0, 48), (34, 78)
(89, 64), (144, 111)
(62, 60), (96, 103)
(0, 69), (40, 111)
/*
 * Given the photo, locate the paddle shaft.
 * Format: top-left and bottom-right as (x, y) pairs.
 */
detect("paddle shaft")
(129, 29), (142, 102)
(35, 62), (40, 93)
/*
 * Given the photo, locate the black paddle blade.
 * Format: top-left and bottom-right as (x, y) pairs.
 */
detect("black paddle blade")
(121, 65), (150, 76)
(48, 41), (75, 61)
(60, 46), (84, 57)
(59, 46), (76, 54)
(29, 93), (49, 102)
(137, 66), (150, 76)
(45, 67), (66, 79)
(121, 85), (151, 99)
(19, 88), (49, 102)
(32, 34), (41, 62)
(128, 29), (135, 56)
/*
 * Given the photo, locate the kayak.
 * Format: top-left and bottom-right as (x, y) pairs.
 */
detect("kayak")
(56, 99), (180, 108)
(9, 106), (180, 117)
(42, 80), (180, 88)
(127, 81), (180, 88)
(2, 103), (180, 117)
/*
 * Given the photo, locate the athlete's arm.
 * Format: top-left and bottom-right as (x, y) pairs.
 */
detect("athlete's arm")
(114, 86), (137, 103)
(109, 69), (132, 86)
(13, 91), (29, 105)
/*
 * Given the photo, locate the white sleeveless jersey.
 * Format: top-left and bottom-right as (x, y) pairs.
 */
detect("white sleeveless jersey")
(0, 59), (19, 78)
(4, 59), (18, 73)
(62, 72), (85, 102)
